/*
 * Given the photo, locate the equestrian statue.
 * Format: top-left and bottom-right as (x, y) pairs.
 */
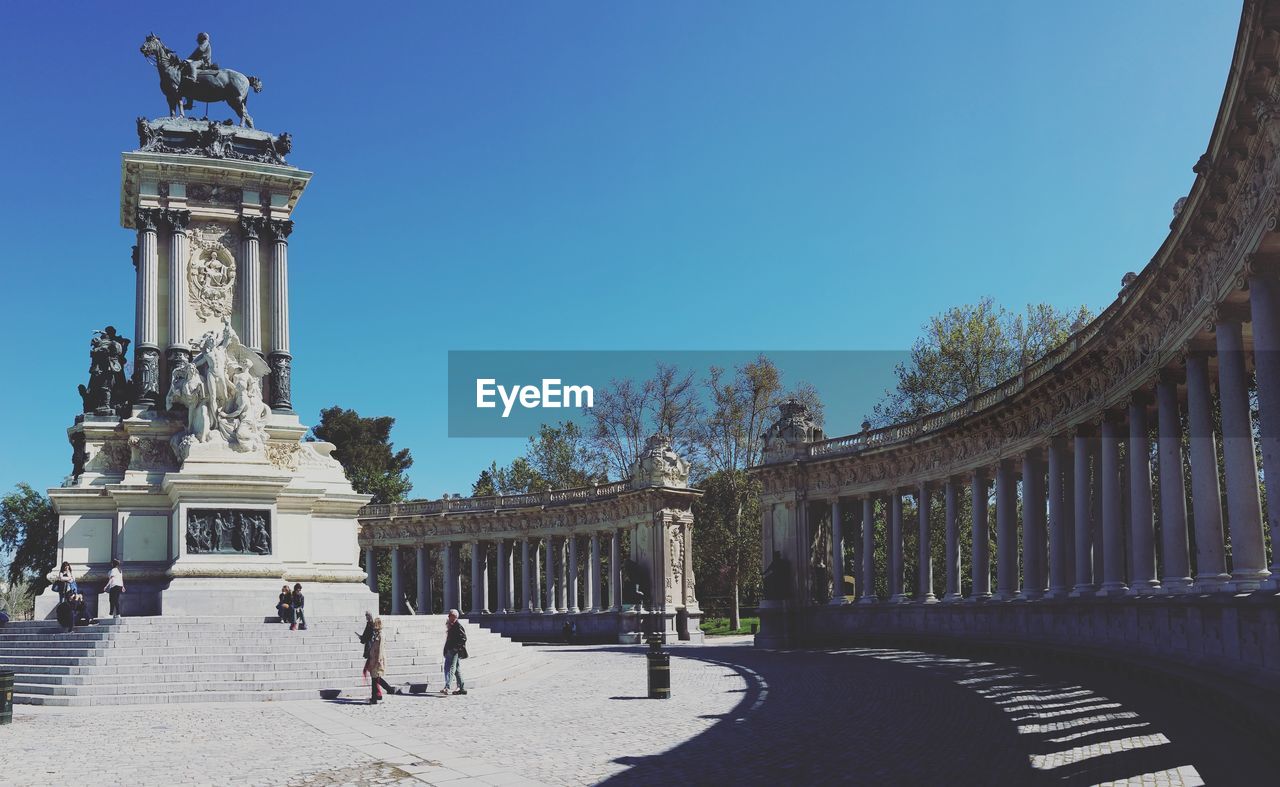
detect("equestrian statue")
(139, 32), (263, 128)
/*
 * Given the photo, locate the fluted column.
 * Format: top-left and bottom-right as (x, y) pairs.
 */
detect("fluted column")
(611, 528), (624, 611)
(1047, 437), (1069, 598)
(588, 531), (601, 612)
(1020, 450), (1046, 600)
(470, 541), (488, 614)
(390, 546), (404, 614)
(1250, 272), (1280, 585)
(1128, 395), (1158, 592)
(266, 219), (293, 412)
(995, 460), (1018, 600)
(544, 537), (556, 613)
(521, 538), (533, 612)
(1070, 429), (1096, 596)
(971, 471), (991, 600)
(365, 546), (377, 594)
(133, 208), (162, 408)
(1156, 375), (1193, 592)
(943, 479), (961, 601)
(567, 535), (580, 613)
(916, 483), (936, 602)
(829, 498), (848, 604)
(859, 496), (877, 604)
(416, 545), (429, 614)
(1217, 318), (1271, 590)
(1099, 415), (1128, 596)
(556, 537), (568, 611)
(1186, 352), (1229, 589)
(495, 539), (509, 613)
(163, 209), (192, 380)
(888, 492), (907, 602)
(238, 216), (264, 352)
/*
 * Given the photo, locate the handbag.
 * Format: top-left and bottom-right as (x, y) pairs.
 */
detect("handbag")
(459, 645), (469, 659)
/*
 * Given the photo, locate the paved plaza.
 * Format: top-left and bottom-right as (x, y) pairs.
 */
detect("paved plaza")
(1, 640), (1274, 786)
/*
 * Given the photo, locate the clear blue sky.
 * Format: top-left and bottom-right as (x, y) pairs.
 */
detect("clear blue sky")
(0, 2), (1240, 502)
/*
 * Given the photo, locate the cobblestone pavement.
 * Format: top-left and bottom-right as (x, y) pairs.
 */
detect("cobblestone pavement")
(2, 639), (1274, 785)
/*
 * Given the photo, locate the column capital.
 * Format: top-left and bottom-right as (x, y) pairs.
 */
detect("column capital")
(266, 218), (294, 241)
(161, 208), (191, 233)
(238, 215), (265, 240)
(134, 207), (162, 232)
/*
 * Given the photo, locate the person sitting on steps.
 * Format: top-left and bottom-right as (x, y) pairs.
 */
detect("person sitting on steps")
(290, 583), (306, 630)
(276, 584), (293, 625)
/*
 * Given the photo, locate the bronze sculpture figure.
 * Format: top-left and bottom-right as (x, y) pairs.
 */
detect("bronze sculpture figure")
(139, 33), (262, 128)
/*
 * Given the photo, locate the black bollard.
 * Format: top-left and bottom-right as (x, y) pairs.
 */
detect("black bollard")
(0, 670), (13, 725)
(646, 633), (670, 699)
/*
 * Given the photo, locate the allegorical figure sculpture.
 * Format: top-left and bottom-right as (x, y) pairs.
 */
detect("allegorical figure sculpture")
(167, 317), (271, 460)
(78, 326), (132, 416)
(139, 33), (262, 127)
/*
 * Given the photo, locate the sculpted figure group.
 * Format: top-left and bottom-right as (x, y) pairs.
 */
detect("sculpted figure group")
(167, 317), (271, 459)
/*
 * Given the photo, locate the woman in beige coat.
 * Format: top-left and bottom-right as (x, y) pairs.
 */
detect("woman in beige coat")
(365, 617), (400, 704)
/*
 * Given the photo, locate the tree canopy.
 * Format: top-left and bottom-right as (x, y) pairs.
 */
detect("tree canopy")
(872, 298), (1092, 425)
(1, 482), (58, 594)
(308, 407), (414, 504)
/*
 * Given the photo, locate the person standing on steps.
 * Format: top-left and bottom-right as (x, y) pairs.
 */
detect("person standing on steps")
(440, 609), (468, 696)
(365, 617), (402, 704)
(104, 558), (125, 619)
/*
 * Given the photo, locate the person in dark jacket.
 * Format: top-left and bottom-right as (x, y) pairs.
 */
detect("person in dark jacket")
(357, 611), (374, 659)
(440, 609), (468, 695)
(291, 583), (306, 630)
(276, 584), (293, 624)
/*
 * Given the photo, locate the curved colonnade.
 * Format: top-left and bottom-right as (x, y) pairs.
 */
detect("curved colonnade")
(752, 1), (1280, 707)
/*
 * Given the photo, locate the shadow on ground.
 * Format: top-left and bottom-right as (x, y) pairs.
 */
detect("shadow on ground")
(595, 643), (1277, 786)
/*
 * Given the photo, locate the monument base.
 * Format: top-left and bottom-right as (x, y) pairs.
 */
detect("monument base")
(36, 577), (378, 620)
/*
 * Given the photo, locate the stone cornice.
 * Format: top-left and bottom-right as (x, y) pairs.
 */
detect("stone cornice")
(753, 2), (1280, 501)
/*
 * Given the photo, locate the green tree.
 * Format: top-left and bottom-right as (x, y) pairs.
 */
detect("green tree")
(586, 363), (702, 480)
(475, 422), (605, 497)
(1, 483), (58, 596)
(873, 298), (1091, 425)
(308, 406), (414, 504)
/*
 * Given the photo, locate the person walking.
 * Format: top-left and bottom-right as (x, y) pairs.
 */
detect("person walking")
(364, 617), (401, 704)
(357, 611), (374, 660)
(104, 559), (125, 619)
(440, 609), (468, 696)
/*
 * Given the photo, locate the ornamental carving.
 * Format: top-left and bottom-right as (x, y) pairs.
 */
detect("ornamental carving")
(187, 183), (243, 205)
(187, 224), (237, 321)
(186, 508), (271, 555)
(100, 440), (131, 473)
(129, 436), (173, 469)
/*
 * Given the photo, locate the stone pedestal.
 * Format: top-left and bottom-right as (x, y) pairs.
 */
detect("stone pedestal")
(754, 599), (793, 649)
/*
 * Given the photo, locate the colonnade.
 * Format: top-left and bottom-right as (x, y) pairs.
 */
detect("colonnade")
(809, 293), (1280, 604)
(364, 529), (639, 616)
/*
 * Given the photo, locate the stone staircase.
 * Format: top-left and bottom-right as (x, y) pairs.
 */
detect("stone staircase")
(0, 615), (549, 706)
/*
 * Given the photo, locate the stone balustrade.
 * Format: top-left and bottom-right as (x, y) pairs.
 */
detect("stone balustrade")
(751, 0), (1280, 700)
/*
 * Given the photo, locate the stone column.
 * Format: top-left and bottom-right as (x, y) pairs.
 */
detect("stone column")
(1217, 318), (1271, 589)
(1099, 415), (1128, 596)
(1156, 375), (1193, 592)
(1126, 394), (1158, 593)
(1250, 272), (1280, 585)
(390, 546), (404, 614)
(266, 219), (293, 412)
(829, 498), (847, 604)
(1186, 351), (1229, 589)
(859, 496), (877, 603)
(416, 545), (429, 614)
(503, 539), (515, 613)
(531, 538), (544, 613)
(995, 460), (1018, 601)
(588, 531), (601, 612)
(888, 492), (907, 602)
(942, 479), (961, 602)
(544, 537), (556, 613)
(365, 546), (377, 594)
(567, 535), (580, 613)
(133, 208), (162, 408)
(1070, 429), (1095, 596)
(495, 539), (509, 613)
(611, 528), (624, 611)
(1047, 437), (1069, 598)
(521, 538), (533, 612)
(470, 541), (488, 614)
(556, 537), (568, 612)
(916, 483), (936, 602)
(163, 209), (192, 385)
(1020, 450), (1046, 600)
(444, 543), (461, 614)
(971, 471), (991, 600)
(238, 217), (264, 351)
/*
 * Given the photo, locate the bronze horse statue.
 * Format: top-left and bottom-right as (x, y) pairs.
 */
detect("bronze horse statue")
(139, 34), (262, 128)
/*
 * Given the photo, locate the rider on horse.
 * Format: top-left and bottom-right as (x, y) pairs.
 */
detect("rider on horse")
(183, 33), (215, 110)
